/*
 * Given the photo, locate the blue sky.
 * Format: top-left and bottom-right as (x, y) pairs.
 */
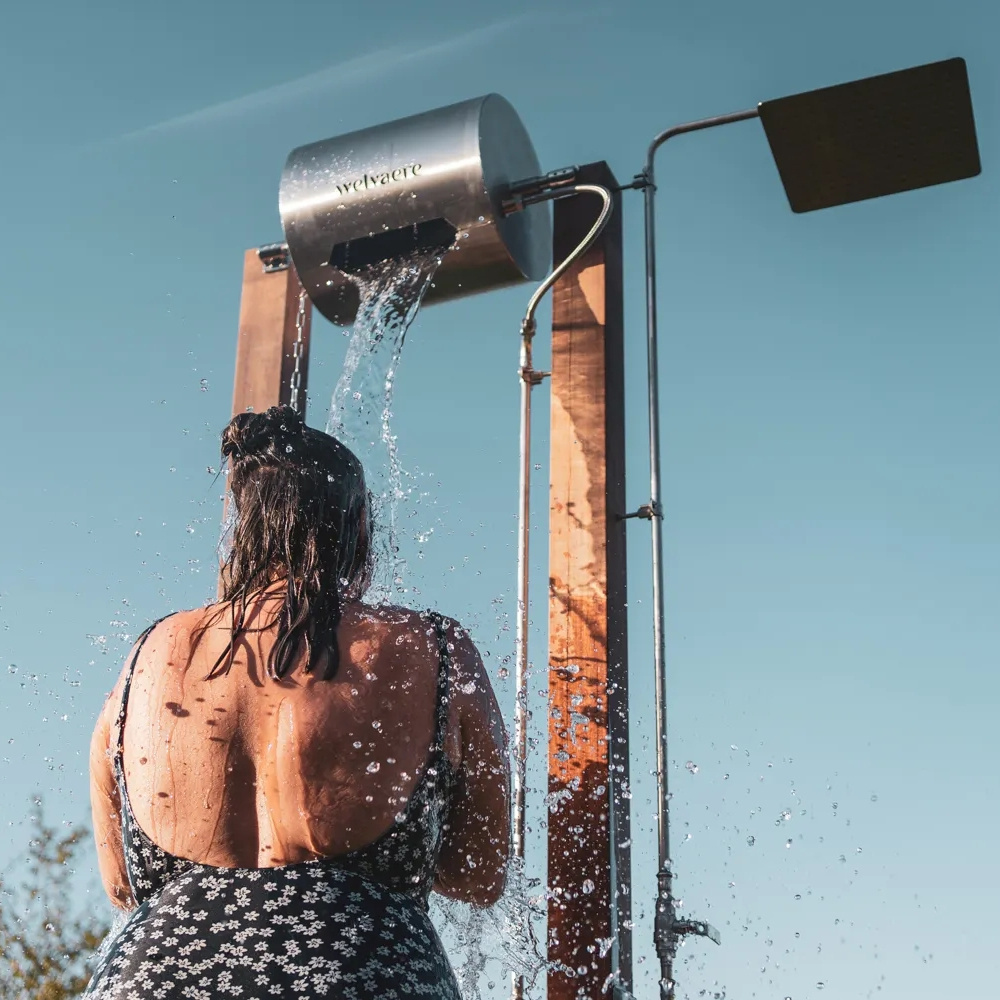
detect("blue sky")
(1, 0), (997, 996)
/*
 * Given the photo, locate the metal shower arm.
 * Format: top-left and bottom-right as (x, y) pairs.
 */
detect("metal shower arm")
(643, 108), (761, 181)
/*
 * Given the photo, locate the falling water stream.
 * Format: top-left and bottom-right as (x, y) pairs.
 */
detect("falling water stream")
(326, 247), (443, 604)
(325, 248), (547, 997)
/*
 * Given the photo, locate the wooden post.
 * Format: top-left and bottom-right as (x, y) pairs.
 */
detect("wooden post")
(547, 163), (631, 1000)
(221, 248), (313, 593)
(231, 248), (312, 418)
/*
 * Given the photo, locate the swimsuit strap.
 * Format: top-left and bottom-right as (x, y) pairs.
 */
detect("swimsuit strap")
(113, 616), (170, 772)
(425, 612), (452, 755)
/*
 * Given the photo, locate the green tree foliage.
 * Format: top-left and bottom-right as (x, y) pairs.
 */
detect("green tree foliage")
(0, 799), (110, 999)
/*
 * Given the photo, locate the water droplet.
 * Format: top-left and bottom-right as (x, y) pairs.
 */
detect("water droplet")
(746, 836), (755, 847)
(785, 839), (793, 848)
(199, 379), (209, 391)
(684, 761), (699, 775)
(372, 720), (382, 731)
(581, 879), (595, 894)
(366, 761), (380, 773)
(353, 741), (362, 749)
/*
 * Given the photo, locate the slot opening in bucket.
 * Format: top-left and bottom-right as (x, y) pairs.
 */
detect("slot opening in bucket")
(329, 218), (459, 275)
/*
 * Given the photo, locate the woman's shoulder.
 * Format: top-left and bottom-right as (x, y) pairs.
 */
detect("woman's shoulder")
(341, 602), (470, 635)
(126, 606), (229, 671)
(340, 604), (481, 671)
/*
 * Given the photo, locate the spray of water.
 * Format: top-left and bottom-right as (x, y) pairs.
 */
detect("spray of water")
(326, 247), (444, 604)
(432, 857), (548, 1000)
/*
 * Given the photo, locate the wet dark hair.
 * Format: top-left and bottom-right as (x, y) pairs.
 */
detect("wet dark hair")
(208, 404), (371, 682)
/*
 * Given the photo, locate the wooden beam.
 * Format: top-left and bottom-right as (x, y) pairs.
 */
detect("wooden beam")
(547, 162), (631, 1000)
(231, 248), (312, 419)
(221, 249), (313, 595)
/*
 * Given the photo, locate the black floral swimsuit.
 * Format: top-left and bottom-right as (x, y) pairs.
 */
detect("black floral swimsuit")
(85, 612), (461, 999)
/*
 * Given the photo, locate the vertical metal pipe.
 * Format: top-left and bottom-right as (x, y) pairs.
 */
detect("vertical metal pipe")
(511, 322), (534, 1000)
(644, 159), (671, 887)
(513, 324), (534, 863)
(509, 185), (613, 864)
(641, 107), (759, 1000)
(643, 162), (676, 1000)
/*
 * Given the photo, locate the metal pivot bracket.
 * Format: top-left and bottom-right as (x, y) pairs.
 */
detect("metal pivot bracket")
(621, 502), (660, 521)
(502, 165), (580, 214)
(520, 367), (549, 387)
(257, 243), (291, 273)
(623, 172), (652, 193)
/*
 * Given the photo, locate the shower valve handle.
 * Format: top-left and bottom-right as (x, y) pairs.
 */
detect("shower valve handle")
(673, 918), (722, 946)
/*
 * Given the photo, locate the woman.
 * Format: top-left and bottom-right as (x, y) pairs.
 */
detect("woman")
(85, 404), (510, 999)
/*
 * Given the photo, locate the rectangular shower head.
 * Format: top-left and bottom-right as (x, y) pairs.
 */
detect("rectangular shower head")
(759, 57), (981, 213)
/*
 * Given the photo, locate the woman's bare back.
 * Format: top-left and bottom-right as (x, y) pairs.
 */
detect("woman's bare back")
(117, 595), (462, 869)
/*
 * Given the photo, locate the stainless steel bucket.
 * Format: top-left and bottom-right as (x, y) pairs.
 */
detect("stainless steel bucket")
(279, 94), (551, 326)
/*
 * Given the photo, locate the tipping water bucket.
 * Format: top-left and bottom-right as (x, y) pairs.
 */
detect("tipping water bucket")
(279, 94), (551, 326)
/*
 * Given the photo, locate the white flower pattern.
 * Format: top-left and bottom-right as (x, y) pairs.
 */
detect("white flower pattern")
(85, 613), (461, 999)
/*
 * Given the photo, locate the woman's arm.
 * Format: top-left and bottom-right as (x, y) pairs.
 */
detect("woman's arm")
(434, 622), (511, 907)
(89, 676), (134, 911)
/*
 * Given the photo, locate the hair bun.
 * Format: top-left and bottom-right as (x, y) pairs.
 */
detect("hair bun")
(222, 404), (305, 463)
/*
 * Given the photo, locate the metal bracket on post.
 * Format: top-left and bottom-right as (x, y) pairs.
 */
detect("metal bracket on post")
(621, 502), (660, 521)
(257, 242), (291, 273)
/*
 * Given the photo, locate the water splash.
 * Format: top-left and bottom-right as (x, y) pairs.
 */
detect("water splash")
(431, 857), (548, 1000)
(327, 247), (444, 604)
